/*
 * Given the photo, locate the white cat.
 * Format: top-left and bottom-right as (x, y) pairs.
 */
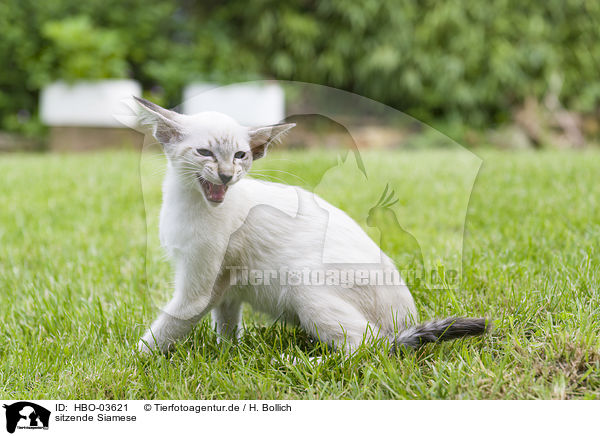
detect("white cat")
(133, 97), (486, 354)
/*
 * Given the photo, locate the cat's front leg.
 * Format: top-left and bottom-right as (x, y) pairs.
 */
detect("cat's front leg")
(137, 290), (213, 353)
(138, 258), (220, 354)
(137, 306), (197, 354)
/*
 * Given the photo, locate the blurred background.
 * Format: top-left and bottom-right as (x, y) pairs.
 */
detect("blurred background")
(0, 0), (598, 151)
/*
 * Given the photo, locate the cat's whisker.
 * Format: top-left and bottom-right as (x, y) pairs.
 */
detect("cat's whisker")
(249, 174), (285, 184)
(249, 171), (296, 180)
(250, 169), (308, 185)
(177, 167), (200, 174)
(249, 174), (292, 185)
(248, 174), (278, 183)
(178, 162), (200, 171)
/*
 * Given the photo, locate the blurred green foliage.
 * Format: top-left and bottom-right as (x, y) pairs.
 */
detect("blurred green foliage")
(0, 0), (598, 134)
(41, 16), (129, 81)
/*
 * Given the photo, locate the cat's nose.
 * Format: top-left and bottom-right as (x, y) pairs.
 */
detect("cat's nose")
(218, 173), (232, 185)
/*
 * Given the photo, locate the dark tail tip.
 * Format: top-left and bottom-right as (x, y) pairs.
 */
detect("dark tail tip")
(391, 317), (490, 355)
(436, 317), (490, 341)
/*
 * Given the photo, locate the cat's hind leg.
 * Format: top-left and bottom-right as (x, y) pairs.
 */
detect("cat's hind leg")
(295, 293), (377, 353)
(212, 297), (243, 342)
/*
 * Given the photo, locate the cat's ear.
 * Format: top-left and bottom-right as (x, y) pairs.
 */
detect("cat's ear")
(134, 96), (184, 146)
(248, 123), (295, 160)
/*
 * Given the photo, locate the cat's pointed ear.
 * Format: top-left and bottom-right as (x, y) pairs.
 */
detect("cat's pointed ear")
(248, 123), (295, 160)
(134, 96), (184, 146)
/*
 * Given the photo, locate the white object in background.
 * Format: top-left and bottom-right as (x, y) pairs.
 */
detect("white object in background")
(182, 82), (285, 126)
(40, 79), (142, 127)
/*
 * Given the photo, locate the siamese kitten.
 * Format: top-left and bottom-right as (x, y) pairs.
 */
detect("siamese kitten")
(133, 96), (487, 354)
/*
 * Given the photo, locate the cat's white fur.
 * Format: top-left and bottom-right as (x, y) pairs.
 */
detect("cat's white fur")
(134, 97), (417, 353)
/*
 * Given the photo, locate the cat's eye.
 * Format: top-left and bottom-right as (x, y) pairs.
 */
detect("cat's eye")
(196, 148), (213, 157)
(234, 151), (246, 159)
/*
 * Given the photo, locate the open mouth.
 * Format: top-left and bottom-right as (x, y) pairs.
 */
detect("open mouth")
(197, 175), (228, 203)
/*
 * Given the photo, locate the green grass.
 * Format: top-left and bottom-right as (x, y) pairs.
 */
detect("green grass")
(0, 149), (599, 399)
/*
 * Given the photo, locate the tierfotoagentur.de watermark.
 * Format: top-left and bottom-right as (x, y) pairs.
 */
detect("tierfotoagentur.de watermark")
(226, 266), (459, 289)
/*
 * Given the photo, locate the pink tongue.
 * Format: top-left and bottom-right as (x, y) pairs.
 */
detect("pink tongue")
(207, 183), (226, 202)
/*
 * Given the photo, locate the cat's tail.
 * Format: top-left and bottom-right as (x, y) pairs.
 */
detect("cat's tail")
(391, 317), (489, 354)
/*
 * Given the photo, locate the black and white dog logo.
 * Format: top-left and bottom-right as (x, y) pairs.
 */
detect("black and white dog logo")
(2, 402), (50, 433)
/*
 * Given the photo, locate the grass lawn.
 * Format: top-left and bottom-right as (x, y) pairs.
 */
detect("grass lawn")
(0, 148), (598, 399)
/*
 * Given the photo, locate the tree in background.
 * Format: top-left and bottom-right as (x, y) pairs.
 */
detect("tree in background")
(0, 0), (598, 137)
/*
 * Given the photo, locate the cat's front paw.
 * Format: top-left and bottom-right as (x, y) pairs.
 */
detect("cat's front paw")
(137, 339), (153, 354)
(137, 333), (157, 354)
